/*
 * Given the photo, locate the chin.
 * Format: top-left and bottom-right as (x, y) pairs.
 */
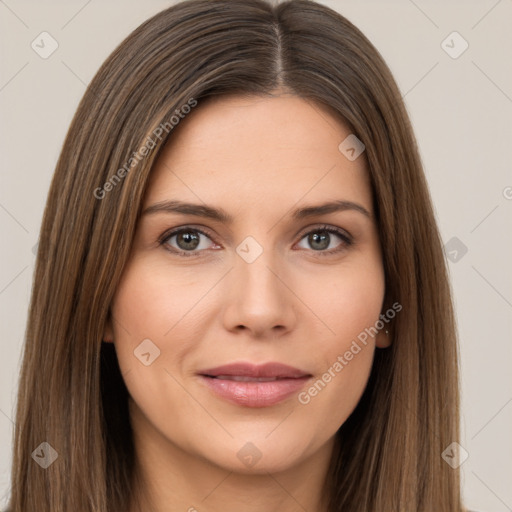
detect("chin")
(200, 433), (316, 475)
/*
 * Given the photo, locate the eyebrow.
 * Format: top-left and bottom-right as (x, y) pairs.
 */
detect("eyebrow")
(142, 199), (372, 222)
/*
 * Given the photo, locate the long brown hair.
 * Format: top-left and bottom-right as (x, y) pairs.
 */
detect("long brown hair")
(9, 1), (466, 510)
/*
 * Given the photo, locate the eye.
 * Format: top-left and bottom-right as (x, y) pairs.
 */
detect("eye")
(295, 225), (353, 256)
(159, 224), (353, 258)
(159, 226), (219, 257)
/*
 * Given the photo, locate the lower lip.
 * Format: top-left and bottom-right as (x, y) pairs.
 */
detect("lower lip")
(199, 375), (311, 407)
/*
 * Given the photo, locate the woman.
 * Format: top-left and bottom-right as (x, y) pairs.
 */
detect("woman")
(7, 0), (469, 510)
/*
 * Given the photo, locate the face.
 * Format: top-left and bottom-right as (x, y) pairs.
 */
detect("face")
(105, 93), (388, 476)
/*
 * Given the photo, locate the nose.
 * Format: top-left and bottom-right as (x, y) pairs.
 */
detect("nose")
(221, 247), (298, 339)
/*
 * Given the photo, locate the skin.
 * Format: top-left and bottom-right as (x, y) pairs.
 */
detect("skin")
(104, 92), (390, 512)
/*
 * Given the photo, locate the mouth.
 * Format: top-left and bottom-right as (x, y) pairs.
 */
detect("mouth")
(197, 362), (312, 407)
(205, 375), (290, 382)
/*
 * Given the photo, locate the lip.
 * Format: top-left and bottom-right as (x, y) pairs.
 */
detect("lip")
(197, 362), (312, 408)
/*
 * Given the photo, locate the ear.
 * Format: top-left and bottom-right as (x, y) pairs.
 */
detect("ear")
(375, 327), (392, 348)
(103, 312), (114, 343)
(375, 295), (396, 348)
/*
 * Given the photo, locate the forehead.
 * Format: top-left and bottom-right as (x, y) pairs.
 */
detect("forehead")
(144, 94), (372, 214)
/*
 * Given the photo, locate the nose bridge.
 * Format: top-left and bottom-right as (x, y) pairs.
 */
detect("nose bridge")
(235, 234), (283, 305)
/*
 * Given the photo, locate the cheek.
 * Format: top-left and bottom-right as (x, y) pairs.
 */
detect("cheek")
(293, 257), (384, 424)
(296, 288), (381, 435)
(301, 256), (385, 344)
(109, 261), (207, 429)
(297, 339), (375, 439)
(109, 260), (208, 384)
(110, 260), (210, 346)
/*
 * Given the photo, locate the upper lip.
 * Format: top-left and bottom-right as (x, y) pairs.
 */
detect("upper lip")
(198, 362), (311, 379)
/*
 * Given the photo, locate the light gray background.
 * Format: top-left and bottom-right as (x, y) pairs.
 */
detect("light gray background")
(1, 0), (511, 510)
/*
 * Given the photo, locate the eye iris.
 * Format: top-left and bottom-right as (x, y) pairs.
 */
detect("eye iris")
(177, 231), (200, 250)
(309, 231), (330, 251)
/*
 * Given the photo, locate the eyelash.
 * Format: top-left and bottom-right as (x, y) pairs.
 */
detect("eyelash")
(158, 224), (353, 258)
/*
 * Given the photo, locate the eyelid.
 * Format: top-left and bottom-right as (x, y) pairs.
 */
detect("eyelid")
(295, 223), (352, 243)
